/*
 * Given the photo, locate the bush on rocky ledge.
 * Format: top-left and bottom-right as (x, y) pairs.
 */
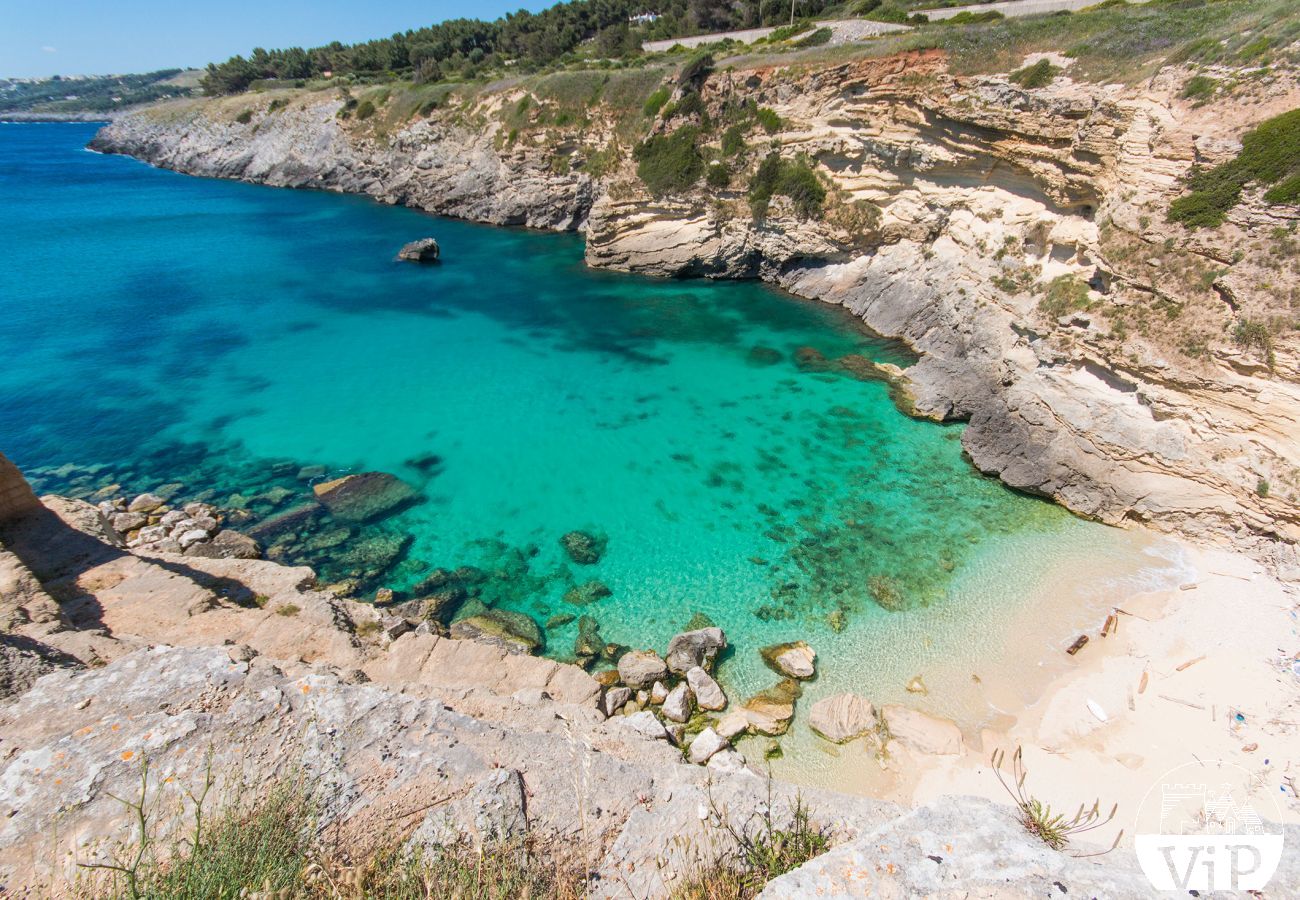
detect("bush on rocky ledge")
(635, 126), (705, 196)
(748, 154), (826, 221)
(1168, 107), (1300, 228)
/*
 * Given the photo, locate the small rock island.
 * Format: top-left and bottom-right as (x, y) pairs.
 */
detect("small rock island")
(397, 237), (440, 262)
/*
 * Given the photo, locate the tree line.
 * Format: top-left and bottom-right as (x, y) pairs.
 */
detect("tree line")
(200, 0), (838, 94)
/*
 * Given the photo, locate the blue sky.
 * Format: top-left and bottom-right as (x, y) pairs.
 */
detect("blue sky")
(2, 0), (557, 78)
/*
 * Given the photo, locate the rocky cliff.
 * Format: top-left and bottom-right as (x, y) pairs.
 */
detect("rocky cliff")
(90, 49), (1300, 561)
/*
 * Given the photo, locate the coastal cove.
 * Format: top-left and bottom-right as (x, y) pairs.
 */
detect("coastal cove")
(4, 122), (1176, 779)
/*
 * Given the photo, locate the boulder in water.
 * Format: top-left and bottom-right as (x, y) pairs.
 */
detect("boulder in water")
(665, 626), (727, 675)
(686, 665), (727, 711)
(808, 693), (876, 744)
(743, 679), (801, 736)
(398, 238), (441, 262)
(312, 472), (418, 523)
(760, 641), (816, 679)
(617, 649), (668, 689)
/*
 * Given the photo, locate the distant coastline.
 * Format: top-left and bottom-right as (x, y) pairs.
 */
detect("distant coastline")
(0, 110), (114, 123)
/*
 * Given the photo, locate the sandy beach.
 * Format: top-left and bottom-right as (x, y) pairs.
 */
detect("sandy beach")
(877, 540), (1300, 847)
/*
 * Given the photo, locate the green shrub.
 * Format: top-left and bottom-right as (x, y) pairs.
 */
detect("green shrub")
(355, 99), (376, 120)
(1180, 74), (1218, 101)
(1008, 58), (1059, 88)
(853, 0), (884, 14)
(635, 126), (704, 196)
(766, 21), (814, 43)
(667, 90), (707, 122)
(756, 107), (782, 134)
(945, 11), (1006, 25)
(794, 27), (834, 48)
(90, 774), (589, 899)
(678, 51), (714, 87)
(1038, 275), (1093, 318)
(749, 153), (826, 220)
(674, 794), (830, 900)
(643, 86), (670, 117)
(234, 109), (253, 124)
(707, 162), (732, 188)
(1169, 108), (1300, 227)
(267, 98), (288, 113)
(1264, 173), (1300, 206)
(721, 124), (747, 157)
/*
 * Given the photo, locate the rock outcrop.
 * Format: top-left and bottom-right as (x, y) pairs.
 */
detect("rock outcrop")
(398, 236), (440, 261)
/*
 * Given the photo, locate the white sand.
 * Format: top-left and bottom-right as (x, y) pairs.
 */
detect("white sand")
(898, 542), (1300, 846)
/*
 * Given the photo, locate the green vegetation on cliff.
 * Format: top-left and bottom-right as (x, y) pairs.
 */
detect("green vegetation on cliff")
(1169, 107), (1300, 228)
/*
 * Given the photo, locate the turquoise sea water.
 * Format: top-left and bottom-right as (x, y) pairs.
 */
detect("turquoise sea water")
(0, 124), (1179, 773)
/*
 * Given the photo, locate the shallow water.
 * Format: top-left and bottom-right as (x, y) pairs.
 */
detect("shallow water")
(0, 123), (1176, 774)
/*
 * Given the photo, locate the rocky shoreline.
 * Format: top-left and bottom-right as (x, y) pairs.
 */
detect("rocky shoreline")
(87, 51), (1300, 571)
(4, 458), (1217, 897)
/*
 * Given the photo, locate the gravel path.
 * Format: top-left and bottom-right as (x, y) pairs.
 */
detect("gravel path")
(641, 0), (1146, 53)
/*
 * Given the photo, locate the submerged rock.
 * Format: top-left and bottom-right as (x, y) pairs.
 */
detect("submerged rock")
(574, 615), (603, 664)
(793, 346), (832, 372)
(665, 627), (727, 675)
(398, 237), (441, 262)
(808, 693), (876, 744)
(760, 641), (816, 680)
(183, 529), (262, 560)
(880, 705), (963, 756)
(449, 603), (542, 655)
(312, 472), (419, 523)
(563, 580), (612, 606)
(746, 345), (782, 367)
(743, 679), (802, 736)
(560, 530), (606, 565)
(246, 502), (322, 541)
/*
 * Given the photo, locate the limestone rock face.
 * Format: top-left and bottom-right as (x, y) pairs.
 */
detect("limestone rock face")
(618, 649), (668, 689)
(665, 627), (727, 675)
(312, 472), (418, 522)
(881, 704), (963, 756)
(808, 693), (876, 744)
(760, 641), (816, 679)
(0, 453), (41, 524)
(398, 237), (440, 262)
(759, 796), (1159, 899)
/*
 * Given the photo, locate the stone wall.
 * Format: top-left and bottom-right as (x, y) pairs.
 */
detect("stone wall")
(0, 453), (40, 524)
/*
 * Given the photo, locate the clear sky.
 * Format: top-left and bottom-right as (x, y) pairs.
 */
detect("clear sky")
(1, 0), (558, 79)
